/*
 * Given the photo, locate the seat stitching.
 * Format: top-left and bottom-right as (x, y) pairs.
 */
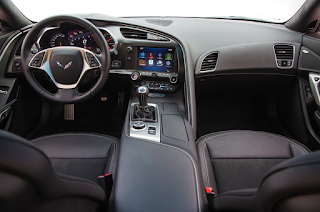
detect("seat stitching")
(198, 131), (310, 156)
(107, 139), (117, 174)
(201, 138), (212, 188)
(198, 130), (310, 188)
(32, 133), (119, 174)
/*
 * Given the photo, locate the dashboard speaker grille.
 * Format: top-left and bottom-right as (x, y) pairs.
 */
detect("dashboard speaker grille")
(274, 45), (294, 60)
(146, 19), (173, 26)
(200, 52), (219, 72)
(120, 28), (147, 40)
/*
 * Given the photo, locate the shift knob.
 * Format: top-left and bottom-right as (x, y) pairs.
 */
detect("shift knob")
(136, 86), (149, 108)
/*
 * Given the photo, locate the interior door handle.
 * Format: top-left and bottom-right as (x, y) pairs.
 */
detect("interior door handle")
(309, 73), (320, 106)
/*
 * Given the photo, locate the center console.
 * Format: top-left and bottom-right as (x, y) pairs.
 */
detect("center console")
(114, 83), (207, 212)
(112, 40), (206, 212)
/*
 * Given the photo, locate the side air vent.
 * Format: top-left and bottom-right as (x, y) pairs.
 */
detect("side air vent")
(307, 19), (319, 31)
(274, 44), (294, 69)
(15, 42), (22, 56)
(200, 52), (219, 72)
(0, 20), (11, 30)
(146, 19), (173, 26)
(120, 28), (148, 40)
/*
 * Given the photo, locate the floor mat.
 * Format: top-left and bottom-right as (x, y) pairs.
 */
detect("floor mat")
(35, 92), (128, 138)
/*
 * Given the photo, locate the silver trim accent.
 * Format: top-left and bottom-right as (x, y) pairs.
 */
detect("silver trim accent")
(36, 27), (59, 48)
(64, 104), (75, 120)
(309, 73), (320, 106)
(0, 32), (23, 63)
(129, 103), (160, 142)
(36, 27), (119, 54)
(28, 46), (101, 89)
(199, 51), (219, 73)
(273, 44), (295, 69)
(98, 27), (119, 54)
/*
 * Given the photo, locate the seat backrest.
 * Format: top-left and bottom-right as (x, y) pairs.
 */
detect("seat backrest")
(0, 130), (106, 212)
(213, 150), (320, 212)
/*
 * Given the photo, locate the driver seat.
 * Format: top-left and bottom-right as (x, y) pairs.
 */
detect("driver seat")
(0, 130), (119, 212)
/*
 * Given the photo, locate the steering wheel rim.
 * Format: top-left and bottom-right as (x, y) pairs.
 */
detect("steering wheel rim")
(21, 15), (110, 103)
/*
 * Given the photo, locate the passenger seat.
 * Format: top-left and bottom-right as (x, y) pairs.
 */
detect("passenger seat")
(196, 130), (319, 211)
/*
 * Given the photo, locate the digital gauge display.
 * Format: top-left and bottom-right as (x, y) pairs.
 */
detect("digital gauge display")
(137, 47), (175, 73)
(68, 29), (99, 52)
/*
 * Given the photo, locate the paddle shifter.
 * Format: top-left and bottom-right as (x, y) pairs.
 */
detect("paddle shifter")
(133, 86), (156, 122)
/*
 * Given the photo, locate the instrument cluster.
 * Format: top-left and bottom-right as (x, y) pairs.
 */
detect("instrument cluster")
(39, 25), (117, 54)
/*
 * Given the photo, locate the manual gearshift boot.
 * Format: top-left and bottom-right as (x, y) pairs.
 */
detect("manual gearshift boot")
(132, 104), (157, 122)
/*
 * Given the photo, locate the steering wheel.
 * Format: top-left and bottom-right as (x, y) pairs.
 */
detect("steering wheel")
(21, 15), (110, 103)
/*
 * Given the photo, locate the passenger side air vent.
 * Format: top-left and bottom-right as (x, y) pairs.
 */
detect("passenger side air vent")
(200, 52), (219, 72)
(120, 28), (148, 40)
(307, 19), (319, 31)
(274, 44), (294, 69)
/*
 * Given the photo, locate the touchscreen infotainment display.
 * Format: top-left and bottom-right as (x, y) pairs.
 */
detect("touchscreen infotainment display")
(137, 47), (175, 73)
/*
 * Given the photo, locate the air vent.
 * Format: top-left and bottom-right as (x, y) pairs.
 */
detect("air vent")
(120, 28), (147, 40)
(274, 44), (294, 69)
(200, 52), (219, 72)
(0, 20), (11, 30)
(146, 19), (173, 26)
(274, 45), (294, 59)
(15, 42), (22, 56)
(307, 19), (318, 31)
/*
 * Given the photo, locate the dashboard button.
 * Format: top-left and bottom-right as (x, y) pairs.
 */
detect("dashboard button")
(112, 60), (121, 68)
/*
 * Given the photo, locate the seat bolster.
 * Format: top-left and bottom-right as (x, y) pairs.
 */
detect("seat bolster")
(32, 133), (118, 159)
(212, 151), (320, 212)
(197, 131), (310, 159)
(197, 137), (218, 192)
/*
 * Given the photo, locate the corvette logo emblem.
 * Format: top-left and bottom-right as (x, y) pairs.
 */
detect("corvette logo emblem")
(56, 61), (72, 71)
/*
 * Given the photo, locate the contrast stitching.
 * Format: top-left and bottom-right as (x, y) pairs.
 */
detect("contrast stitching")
(199, 131), (310, 156)
(32, 133), (118, 173)
(201, 138), (211, 188)
(197, 130), (310, 188)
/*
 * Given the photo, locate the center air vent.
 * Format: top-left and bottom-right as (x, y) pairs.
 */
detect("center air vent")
(274, 44), (294, 69)
(120, 28), (169, 41)
(200, 52), (219, 72)
(120, 28), (148, 40)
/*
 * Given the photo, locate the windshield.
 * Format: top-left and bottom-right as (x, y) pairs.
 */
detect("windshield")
(12, 0), (306, 23)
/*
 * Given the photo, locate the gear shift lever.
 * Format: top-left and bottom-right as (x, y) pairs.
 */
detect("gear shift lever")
(133, 86), (156, 122)
(136, 86), (149, 109)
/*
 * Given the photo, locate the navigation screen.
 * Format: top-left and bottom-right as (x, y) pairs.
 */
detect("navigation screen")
(137, 47), (175, 72)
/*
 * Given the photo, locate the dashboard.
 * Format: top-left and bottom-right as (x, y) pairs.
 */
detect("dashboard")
(5, 15), (306, 97)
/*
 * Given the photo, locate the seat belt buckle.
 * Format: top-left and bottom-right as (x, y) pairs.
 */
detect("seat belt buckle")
(98, 173), (113, 200)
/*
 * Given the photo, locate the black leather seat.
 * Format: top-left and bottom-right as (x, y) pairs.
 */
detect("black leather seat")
(0, 131), (119, 212)
(197, 130), (319, 212)
(32, 133), (119, 184)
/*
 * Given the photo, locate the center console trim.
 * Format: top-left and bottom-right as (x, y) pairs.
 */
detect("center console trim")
(129, 103), (160, 142)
